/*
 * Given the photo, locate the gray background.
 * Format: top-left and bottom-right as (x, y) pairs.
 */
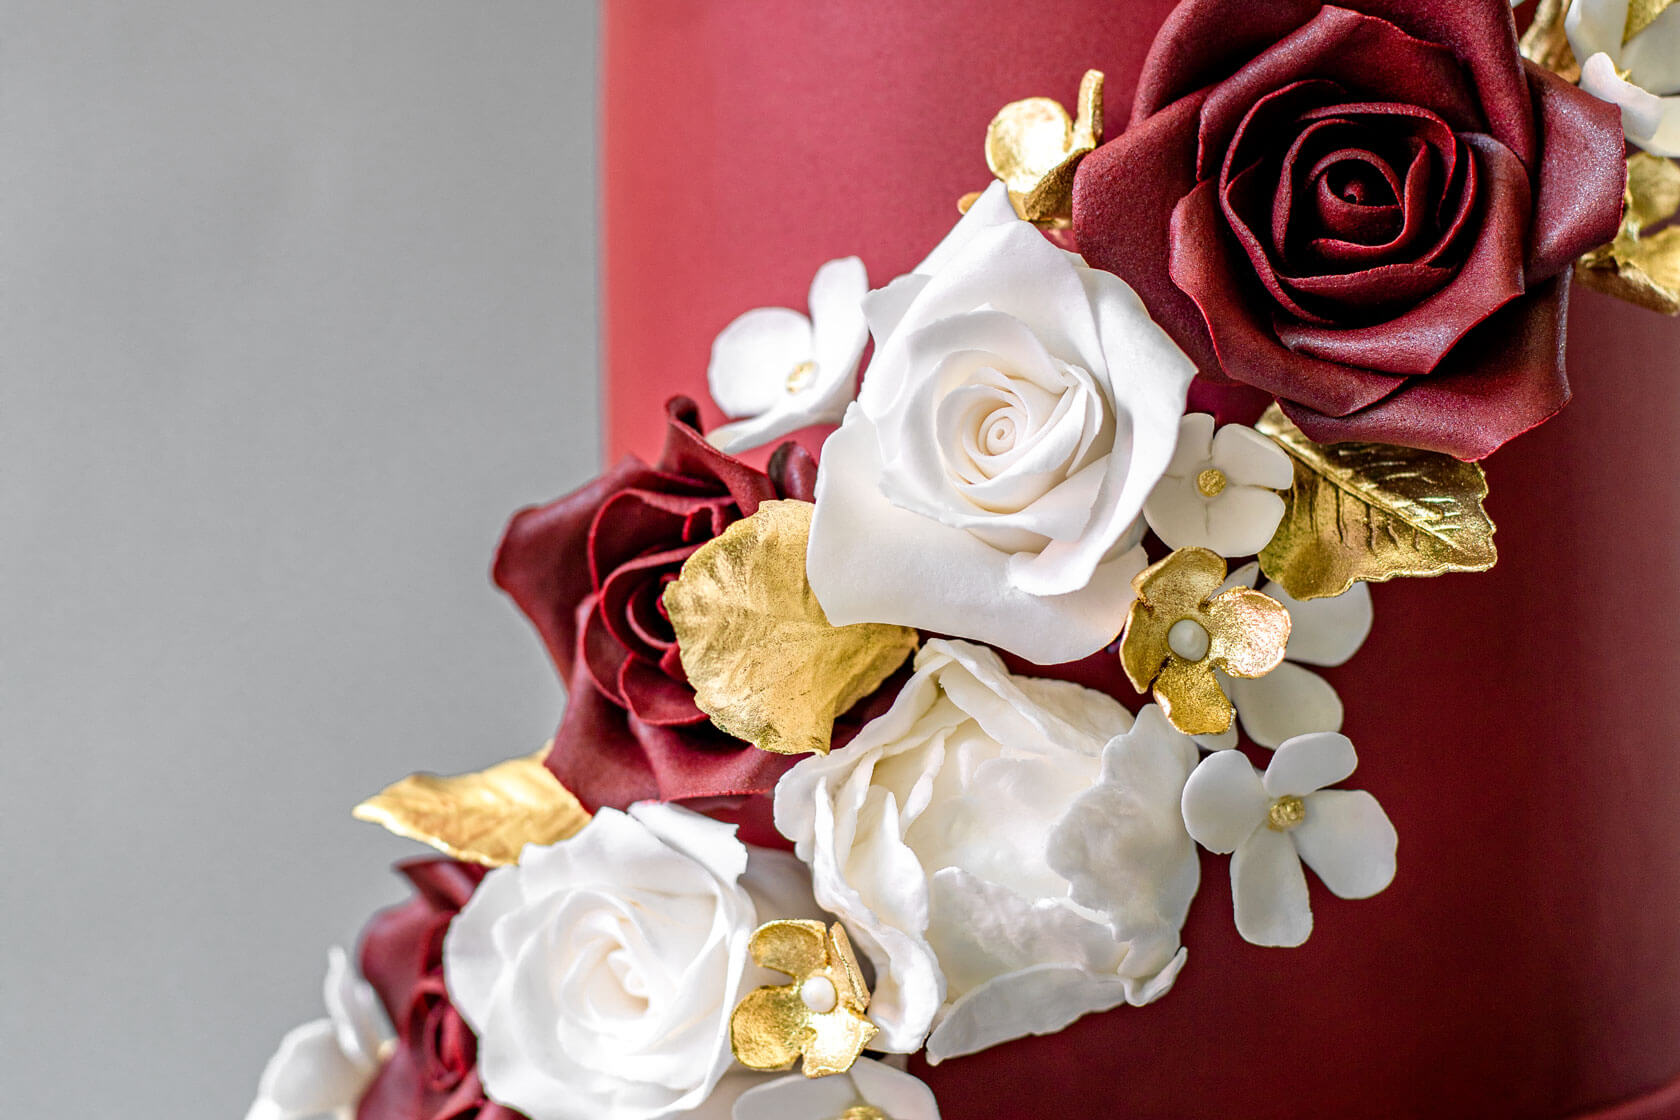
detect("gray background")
(2, 3), (599, 1113)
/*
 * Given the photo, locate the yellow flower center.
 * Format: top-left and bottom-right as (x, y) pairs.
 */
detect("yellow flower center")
(1267, 795), (1307, 832)
(1196, 467), (1228, 497)
(786, 360), (818, 393)
(838, 1109), (889, 1120)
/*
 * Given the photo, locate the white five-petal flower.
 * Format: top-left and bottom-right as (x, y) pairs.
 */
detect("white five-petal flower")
(1181, 732), (1397, 948)
(1143, 414), (1294, 557)
(1194, 564), (1373, 750)
(706, 256), (870, 453)
(731, 1057), (941, 1120)
(245, 947), (390, 1120)
(1567, 0), (1680, 156)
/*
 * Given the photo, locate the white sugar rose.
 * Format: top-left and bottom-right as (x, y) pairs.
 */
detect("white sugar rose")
(1568, 0), (1680, 156)
(807, 181), (1196, 665)
(245, 947), (389, 1120)
(774, 638), (1194, 1064)
(444, 803), (818, 1120)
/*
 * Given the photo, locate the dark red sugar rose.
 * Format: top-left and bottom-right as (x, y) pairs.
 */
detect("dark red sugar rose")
(493, 396), (817, 814)
(1073, 0), (1627, 459)
(357, 860), (525, 1120)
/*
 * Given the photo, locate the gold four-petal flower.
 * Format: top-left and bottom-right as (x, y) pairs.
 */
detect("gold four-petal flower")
(1119, 548), (1292, 736)
(730, 920), (878, 1078)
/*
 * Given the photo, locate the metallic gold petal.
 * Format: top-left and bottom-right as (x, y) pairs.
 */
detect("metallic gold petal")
(351, 747), (589, 867)
(1579, 154), (1680, 315)
(1256, 406), (1497, 600)
(980, 70), (1104, 228)
(1153, 657), (1234, 737)
(1132, 546), (1227, 614)
(749, 919), (832, 980)
(1626, 0), (1679, 44)
(663, 501), (918, 756)
(804, 1009), (879, 1078)
(729, 986), (807, 1072)
(1519, 0), (1581, 82)
(1626, 152), (1680, 235)
(1204, 588), (1292, 679)
(1118, 596), (1171, 694)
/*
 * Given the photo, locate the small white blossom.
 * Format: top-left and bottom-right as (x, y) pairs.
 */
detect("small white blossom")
(245, 948), (389, 1120)
(1143, 414), (1294, 557)
(1181, 732), (1397, 947)
(707, 256), (869, 452)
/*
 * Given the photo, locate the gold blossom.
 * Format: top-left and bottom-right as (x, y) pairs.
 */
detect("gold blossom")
(730, 920), (878, 1078)
(958, 70), (1104, 228)
(1118, 548), (1292, 736)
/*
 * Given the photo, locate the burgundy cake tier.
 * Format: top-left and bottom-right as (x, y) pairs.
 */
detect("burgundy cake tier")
(601, 2), (1680, 1117)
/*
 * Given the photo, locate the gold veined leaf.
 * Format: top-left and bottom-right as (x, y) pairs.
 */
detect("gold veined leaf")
(1519, 0), (1581, 82)
(1256, 406), (1497, 601)
(1626, 0), (1680, 44)
(1579, 154), (1680, 316)
(662, 500), (918, 756)
(351, 748), (589, 866)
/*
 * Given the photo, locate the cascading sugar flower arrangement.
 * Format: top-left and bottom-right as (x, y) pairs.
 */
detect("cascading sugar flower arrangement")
(249, 1), (1660, 1114)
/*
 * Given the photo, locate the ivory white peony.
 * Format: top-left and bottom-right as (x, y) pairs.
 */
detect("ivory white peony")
(1567, 0), (1680, 156)
(774, 639), (1196, 1064)
(245, 947), (389, 1120)
(806, 181), (1197, 664)
(443, 803), (818, 1120)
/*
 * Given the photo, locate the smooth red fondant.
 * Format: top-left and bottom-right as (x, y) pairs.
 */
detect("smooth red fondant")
(602, 1), (1680, 1116)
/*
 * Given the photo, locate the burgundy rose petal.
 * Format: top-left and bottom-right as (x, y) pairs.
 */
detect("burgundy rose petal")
(595, 542), (693, 660)
(1196, 5), (1484, 176)
(1133, 0), (1325, 121)
(1523, 61), (1628, 284)
(632, 712), (796, 804)
(492, 456), (663, 677)
(1074, 91), (1225, 377)
(580, 597), (631, 706)
(588, 487), (718, 588)
(620, 656), (709, 727)
(767, 439), (819, 501)
(1273, 133), (1530, 376)
(657, 396), (779, 516)
(1283, 275), (1571, 458)
(1168, 178), (1408, 414)
(544, 661), (663, 811)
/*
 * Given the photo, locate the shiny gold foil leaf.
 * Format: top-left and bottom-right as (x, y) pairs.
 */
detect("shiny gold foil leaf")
(1256, 406), (1497, 601)
(1578, 154), (1680, 315)
(731, 920), (878, 1078)
(979, 69), (1104, 228)
(1119, 548), (1291, 737)
(351, 748), (588, 867)
(662, 500), (917, 756)
(1519, 0), (1581, 82)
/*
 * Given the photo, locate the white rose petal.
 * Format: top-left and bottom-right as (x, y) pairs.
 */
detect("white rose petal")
(732, 1057), (941, 1120)
(1568, 0), (1680, 157)
(1182, 736), (1396, 948)
(444, 803), (818, 1120)
(807, 181), (1195, 664)
(245, 948), (389, 1120)
(1143, 414), (1293, 558)
(707, 256), (870, 452)
(775, 638), (1194, 1061)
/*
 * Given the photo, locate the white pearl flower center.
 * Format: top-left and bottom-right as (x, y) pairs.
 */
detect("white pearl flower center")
(800, 975), (839, 1014)
(1267, 795), (1307, 832)
(1167, 618), (1211, 662)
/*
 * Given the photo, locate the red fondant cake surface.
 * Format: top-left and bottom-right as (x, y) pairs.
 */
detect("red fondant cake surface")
(601, 2), (1680, 1116)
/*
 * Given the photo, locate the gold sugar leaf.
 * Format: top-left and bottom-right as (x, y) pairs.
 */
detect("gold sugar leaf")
(351, 747), (589, 866)
(974, 69), (1104, 228)
(662, 500), (918, 757)
(1256, 406), (1497, 601)
(1519, 0), (1581, 82)
(1579, 153), (1680, 316)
